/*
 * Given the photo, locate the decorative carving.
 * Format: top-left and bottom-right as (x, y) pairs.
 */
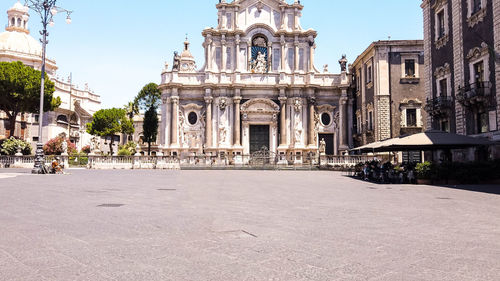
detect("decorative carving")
(435, 35), (449, 50)
(467, 8), (487, 28)
(293, 98), (302, 112)
(434, 63), (451, 78)
(219, 98), (227, 111)
(466, 42), (489, 61)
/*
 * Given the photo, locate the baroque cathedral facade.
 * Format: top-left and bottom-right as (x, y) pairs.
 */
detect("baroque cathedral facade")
(159, 0), (351, 162)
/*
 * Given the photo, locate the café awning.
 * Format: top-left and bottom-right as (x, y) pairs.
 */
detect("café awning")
(352, 130), (493, 153)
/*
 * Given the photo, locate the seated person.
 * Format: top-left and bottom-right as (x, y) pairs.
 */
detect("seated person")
(51, 158), (63, 174)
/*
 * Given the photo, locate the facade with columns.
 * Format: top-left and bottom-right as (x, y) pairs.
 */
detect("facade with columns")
(159, 0), (351, 161)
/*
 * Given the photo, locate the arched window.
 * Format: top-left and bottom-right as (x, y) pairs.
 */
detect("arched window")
(10, 18), (15, 27)
(251, 35), (268, 61)
(57, 115), (68, 123)
(251, 35), (269, 72)
(17, 18), (21, 27)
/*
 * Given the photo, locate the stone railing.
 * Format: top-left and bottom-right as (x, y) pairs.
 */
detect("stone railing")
(0, 155), (58, 169)
(321, 155), (377, 168)
(87, 155), (180, 170)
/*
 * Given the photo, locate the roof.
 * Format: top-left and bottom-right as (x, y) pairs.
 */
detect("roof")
(350, 40), (424, 69)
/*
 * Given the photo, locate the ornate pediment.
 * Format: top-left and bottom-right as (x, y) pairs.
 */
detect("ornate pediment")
(434, 63), (451, 78)
(241, 98), (280, 114)
(466, 42), (489, 61)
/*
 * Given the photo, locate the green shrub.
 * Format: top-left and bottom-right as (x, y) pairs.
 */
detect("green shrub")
(117, 148), (131, 156)
(0, 137), (32, 155)
(118, 141), (137, 155)
(415, 162), (433, 179)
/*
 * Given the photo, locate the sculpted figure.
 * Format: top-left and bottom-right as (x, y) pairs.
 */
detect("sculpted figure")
(319, 138), (326, 155)
(172, 51), (180, 71)
(255, 51), (267, 73)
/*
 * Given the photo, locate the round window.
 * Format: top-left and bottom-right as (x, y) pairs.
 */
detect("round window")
(188, 112), (198, 125)
(321, 113), (331, 126)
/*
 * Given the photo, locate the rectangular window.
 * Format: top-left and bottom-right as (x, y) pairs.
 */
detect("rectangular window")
(473, 0), (482, 14)
(366, 65), (372, 83)
(287, 48), (294, 71)
(215, 47), (221, 70)
(226, 47), (232, 70)
(405, 60), (415, 77)
(440, 119), (450, 132)
(406, 109), (417, 127)
(357, 116), (362, 133)
(273, 11), (281, 28)
(287, 14), (294, 29)
(299, 48), (304, 71)
(368, 111), (373, 131)
(34, 114), (39, 123)
(473, 61), (484, 83)
(356, 70), (361, 90)
(226, 13), (232, 29)
(439, 79), (448, 97)
(438, 10), (445, 38)
(478, 111), (488, 133)
(273, 48), (280, 71)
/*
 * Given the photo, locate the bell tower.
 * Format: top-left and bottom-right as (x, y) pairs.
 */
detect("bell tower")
(6, 1), (30, 34)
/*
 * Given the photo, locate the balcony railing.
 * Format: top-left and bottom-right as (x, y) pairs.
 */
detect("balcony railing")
(424, 96), (454, 117)
(457, 81), (493, 107)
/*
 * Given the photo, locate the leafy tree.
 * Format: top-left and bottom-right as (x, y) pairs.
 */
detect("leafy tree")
(143, 106), (159, 155)
(86, 108), (134, 155)
(134, 83), (161, 111)
(0, 61), (61, 137)
(135, 83), (161, 156)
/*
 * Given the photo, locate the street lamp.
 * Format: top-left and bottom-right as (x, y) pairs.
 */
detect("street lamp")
(25, 0), (72, 174)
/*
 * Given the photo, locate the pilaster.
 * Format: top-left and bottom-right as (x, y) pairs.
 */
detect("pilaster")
(494, 0), (500, 128)
(204, 95), (213, 149)
(451, 0), (465, 134)
(170, 95), (179, 147)
(279, 96), (288, 147)
(422, 0), (434, 129)
(233, 95), (242, 147)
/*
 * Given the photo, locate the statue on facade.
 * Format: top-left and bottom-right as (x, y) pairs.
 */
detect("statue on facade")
(319, 138), (326, 155)
(172, 51), (181, 71)
(323, 64), (329, 73)
(338, 54), (348, 72)
(219, 98), (227, 111)
(255, 51), (267, 73)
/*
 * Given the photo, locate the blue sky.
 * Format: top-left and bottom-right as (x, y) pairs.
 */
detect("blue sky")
(1, 1), (423, 108)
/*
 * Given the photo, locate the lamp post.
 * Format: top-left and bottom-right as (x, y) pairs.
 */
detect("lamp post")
(25, 0), (72, 174)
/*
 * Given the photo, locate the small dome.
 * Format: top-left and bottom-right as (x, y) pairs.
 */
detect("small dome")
(180, 38), (194, 60)
(10, 1), (28, 13)
(0, 30), (42, 55)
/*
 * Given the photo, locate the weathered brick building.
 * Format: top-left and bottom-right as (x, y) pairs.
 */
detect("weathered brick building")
(350, 41), (427, 148)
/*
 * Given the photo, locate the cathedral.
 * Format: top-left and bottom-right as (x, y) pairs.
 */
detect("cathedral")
(159, 0), (351, 163)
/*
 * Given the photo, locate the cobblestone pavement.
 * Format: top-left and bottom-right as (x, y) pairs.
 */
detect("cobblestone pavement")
(0, 169), (499, 281)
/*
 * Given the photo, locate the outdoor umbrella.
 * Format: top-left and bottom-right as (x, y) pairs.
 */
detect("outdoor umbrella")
(378, 130), (493, 152)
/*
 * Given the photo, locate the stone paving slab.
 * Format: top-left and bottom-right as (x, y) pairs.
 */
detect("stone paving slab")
(0, 170), (499, 280)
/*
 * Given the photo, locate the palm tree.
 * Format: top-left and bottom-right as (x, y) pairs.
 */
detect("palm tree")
(123, 101), (138, 144)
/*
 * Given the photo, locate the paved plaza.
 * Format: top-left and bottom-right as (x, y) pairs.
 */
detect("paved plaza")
(0, 170), (499, 281)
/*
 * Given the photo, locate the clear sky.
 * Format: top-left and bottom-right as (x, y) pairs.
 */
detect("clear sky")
(1, 0), (423, 108)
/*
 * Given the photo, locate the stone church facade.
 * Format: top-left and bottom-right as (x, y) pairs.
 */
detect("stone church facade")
(159, 0), (351, 162)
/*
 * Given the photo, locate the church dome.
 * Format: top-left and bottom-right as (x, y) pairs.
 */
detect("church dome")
(0, 31), (42, 56)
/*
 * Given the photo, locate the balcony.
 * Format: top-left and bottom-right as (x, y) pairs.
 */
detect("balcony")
(424, 96), (454, 117)
(457, 81), (493, 108)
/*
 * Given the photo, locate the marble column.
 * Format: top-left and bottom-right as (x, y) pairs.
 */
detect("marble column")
(204, 96), (213, 148)
(308, 98), (316, 146)
(161, 96), (170, 146)
(233, 97), (242, 146)
(280, 38), (286, 72)
(279, 97), (287, 146)
(171, 96), (179, 146)
(235, 36), (241, 72)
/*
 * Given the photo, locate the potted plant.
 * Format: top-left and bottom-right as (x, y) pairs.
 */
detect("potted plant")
(415, 162), (433, 185)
